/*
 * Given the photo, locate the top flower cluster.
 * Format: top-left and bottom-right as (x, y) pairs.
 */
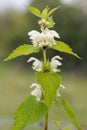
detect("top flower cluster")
(28, 28), (60, 48)
(27, 6), (60, 48)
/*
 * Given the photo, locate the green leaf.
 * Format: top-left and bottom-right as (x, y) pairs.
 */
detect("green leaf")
(41, 6), (48, 19)
(26, 6), (41, 17)
(54, 120), (61, 128)
(54, 120), (71, 130)
(57, 97), (82, 130)
(13, 96), (48, 130)
(48, 16), (55, 28)
(37, 72), (62, 107)
(52, 41), (81, 59)
(48, 6), (59, 16)
(4, 44), (39, 61)
(63, 128), (71, 130)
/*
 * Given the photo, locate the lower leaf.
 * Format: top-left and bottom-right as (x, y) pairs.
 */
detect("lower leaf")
(13, 96), (48, 130)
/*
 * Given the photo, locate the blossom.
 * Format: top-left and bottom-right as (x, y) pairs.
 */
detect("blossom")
(28, 30), (41, 47)
(30, 83), (42, 102)
(27, 55), (63, 72)
(27, 57), (42, 72)
(57, 84), (65, 97)
(28, 28), (60, 47)
(50, 55), (63, 72)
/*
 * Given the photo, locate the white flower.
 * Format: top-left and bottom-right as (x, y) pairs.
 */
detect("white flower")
(28, 28), (60, 47)
(57, 84), (65, 97)
(30, 83), (42, 102)
(60, 84), (65, 89)
(28, 30), (41, 47)
(27, 57), (42, 71)
(27, 55), (63, 72)
(50, 55), (63, 72)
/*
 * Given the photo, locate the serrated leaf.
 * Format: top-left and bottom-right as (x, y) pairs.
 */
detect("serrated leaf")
(48, 6), (59, 16)
(37, 72), (62, 107)
(13, 96), (48, 130)
(26, 6), (41, 17)
(4, 44), (39, 61)
(57, 97), (82, 130)
(52, 41), (81, 59)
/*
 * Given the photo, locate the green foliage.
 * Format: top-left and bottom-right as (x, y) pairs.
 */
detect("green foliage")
(47, 16), (55, 28)
(54, 120), (71, 130)
(13, 96), (48, 130)
(41, 6), (58, 18)
(26, 6), (58, 19)
(41, 6), (48, 19)
(3, 3), (82, 130)
(57, 97), (81, 130)
(37, 72), (62, 107)
(54, 120), (61, 128)
(4, 44), (39, 61)
(48, 6), (59, 16)
(26, 6), (58, 28)
(64, 128), (71, 130)
(52, 41), (81, 59)
(26, 6), (41, 17)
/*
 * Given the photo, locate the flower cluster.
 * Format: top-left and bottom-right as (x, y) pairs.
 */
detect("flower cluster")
(28, 28), (60, 48)
(27, 55), (62, 72)
(30, 83), (65, 102)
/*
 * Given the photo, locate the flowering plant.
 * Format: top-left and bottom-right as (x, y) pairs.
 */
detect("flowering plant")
(4, 6), (81, 130)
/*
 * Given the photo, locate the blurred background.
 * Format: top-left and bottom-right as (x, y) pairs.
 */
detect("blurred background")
(0, 0), (87, 130)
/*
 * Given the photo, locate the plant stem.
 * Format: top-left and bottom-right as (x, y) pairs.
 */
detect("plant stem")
(43, 47), (47, 63)
(44, 113), (48, 130)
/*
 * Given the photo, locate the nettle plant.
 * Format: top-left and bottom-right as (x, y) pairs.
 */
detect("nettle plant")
(5, 6), (81, 130)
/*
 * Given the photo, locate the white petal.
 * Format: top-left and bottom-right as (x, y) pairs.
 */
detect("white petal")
(30, 83), (42, 102)
(52, 55), (63, 60)
(32, 65), (42, 72)
(56, 91), (61, 97)
(52, 59), (62, 66)
(60, 84), (65, 89)
(36, 97), (41, 102)
(31, 89), (41, 96)
(33, 59), (41, 66)
(28, 30), (40, 36)
(50, 30), (60, 38)
(52, 68), (58, 72)
(30, 83), (40, 89)
(27, 57), (42, 71)
(50, 55), (63, 72)
(27, 57), (38, 63)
